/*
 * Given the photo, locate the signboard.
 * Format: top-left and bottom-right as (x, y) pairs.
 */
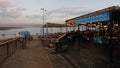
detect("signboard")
(75, 12), (110, 24)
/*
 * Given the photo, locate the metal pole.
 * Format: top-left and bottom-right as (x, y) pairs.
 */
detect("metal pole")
(41, 8), (46, 35)
(66, 24), (68, 33)
(60, 27), (62, 33)
(46, 22), (48, 35)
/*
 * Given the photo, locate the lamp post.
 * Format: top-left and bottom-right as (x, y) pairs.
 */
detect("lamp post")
(41, 8), (46, 35)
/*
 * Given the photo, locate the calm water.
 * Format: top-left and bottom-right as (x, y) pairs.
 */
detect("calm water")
(0, 27), (67, 39)
(0, 26), (88, 39)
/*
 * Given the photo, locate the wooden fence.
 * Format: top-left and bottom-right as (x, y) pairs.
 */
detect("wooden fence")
(0, 38), (26, 64)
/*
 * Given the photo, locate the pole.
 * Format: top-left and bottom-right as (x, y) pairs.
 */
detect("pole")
(60, 27), (62, 33)
(41, 8), (46, 35)
(46, 22), (48, 35)
(82, 25), (84, 31)
(66, 23), (68, 33)
(109, 14), (114, 64)
(78, 24), (80, 31)
(51, 28), (52, 33)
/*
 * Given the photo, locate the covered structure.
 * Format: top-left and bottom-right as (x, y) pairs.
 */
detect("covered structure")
(75, 6), (116, 30)
(43, 22), (66, 34)
(65, 18), (76, 32)
(65, 6), (120, 64)
(43, 22), (65, 27)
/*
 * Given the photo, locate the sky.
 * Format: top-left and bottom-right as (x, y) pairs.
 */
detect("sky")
(0, 0), (120, 27)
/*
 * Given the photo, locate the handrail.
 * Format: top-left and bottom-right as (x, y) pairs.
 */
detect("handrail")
(53, 33), (67, 52)
(56, 33), (66, 43)
(40, 35), (49, 40)
(17, 39), (25, 43)
(0, 37), (26, 64)
(0, 38), (17, 46)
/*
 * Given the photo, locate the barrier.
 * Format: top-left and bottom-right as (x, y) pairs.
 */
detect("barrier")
(0, 38), (26, 64)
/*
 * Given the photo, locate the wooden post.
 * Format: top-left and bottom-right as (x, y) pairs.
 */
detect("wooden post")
(70, 26), (71, 31)
(82, 25), (84, 31)
(109, 12), (114, 64)
(6, 43), (9, 57)
(16, 39), (18, 49)
(66, 25), (68, 33)
(46, 24), (48, 35)
(78, 24), (80, 31)
(51, 27), (53, 33)
(60, 27), (62, 33)
(55, 43), (58, 52)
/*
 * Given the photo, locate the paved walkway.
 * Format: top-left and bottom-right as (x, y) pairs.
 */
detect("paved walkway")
(1, 36), (53, 68)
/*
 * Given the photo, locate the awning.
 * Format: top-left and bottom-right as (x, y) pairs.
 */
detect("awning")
(65, 6), (117, 25)
(65, 19), (76, 27)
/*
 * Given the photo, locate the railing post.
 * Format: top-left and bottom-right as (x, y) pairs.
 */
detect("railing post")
(55, 43), (58, 52)
(6, 43), (9, 57)
(16, 39), (18, 49)
(23, 41), (26, 49)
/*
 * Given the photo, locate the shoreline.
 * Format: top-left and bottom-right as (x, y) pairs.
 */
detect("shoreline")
(0, 27), (23, 30)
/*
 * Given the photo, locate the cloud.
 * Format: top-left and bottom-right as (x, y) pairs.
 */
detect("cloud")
(0, 0), (15, 8)
(26, 15), (42, 19)
(47, 7), (91, 17)
(46, 7), (92, 23)
(0, 0), (25, 18)
(17, 8), (27, 11)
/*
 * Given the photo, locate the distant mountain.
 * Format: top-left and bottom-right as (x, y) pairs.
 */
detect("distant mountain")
(0, 27), (22, 30)
(0, 23), (43, 30)
(0, 23), (43, 27)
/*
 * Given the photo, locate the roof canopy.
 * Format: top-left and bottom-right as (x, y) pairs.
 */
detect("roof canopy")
(75, 11), (110, 24)
(43, 22), (65, 28)
(66, 6), (119, 25)
(65, 19), (76, 27)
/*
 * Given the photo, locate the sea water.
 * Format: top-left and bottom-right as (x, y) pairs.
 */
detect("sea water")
(0, 26), (88, 39)
(0, 27), (67, 39)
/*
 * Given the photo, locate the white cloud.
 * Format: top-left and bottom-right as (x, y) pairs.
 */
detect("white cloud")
(0, 0), (92, 26)
(46, 7), (92, 23)
(0, 0), (21, 18)
(25, 15), (42, 19)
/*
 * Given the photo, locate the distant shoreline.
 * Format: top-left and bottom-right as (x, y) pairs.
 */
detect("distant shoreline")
(0, 27), (23, 30)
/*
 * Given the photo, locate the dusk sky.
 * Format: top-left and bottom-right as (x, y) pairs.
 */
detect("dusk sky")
(0, 0), (120, 27)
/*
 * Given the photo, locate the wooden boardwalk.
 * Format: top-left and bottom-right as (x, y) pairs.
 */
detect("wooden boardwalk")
(0, 36), (53, 68)
(1, 35), (119, 68)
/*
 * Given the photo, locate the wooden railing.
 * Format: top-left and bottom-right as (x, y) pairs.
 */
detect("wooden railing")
(56, 33), (66, 43)
(55, 33), (67, 52)
(0, 38), (26, 64)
